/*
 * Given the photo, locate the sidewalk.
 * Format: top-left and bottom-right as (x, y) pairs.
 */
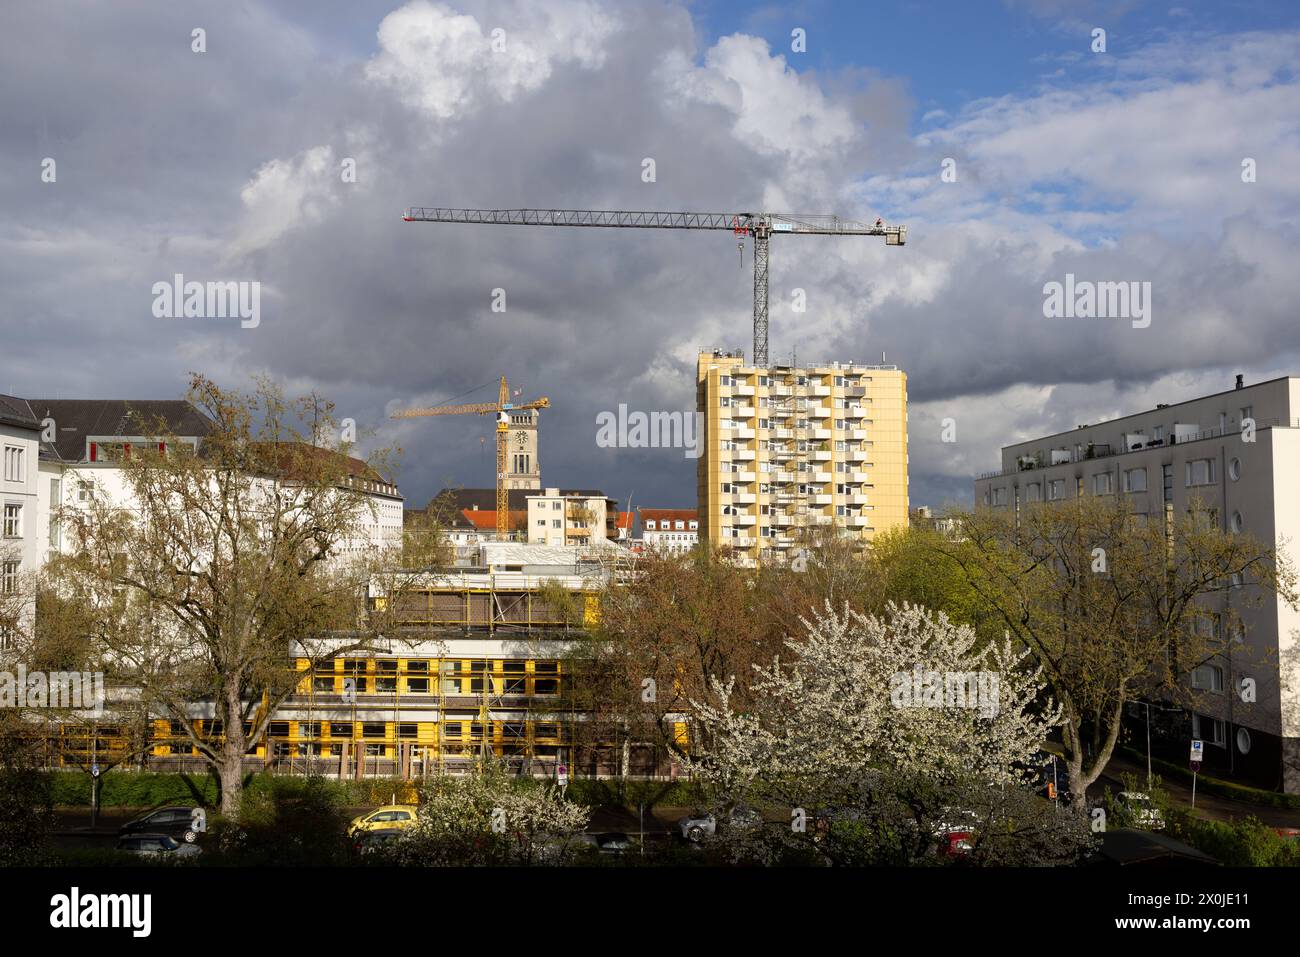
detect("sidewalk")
(1092, 751), (1300, 828)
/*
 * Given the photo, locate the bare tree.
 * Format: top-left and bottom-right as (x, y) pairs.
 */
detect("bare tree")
(49, 374), (410, 819)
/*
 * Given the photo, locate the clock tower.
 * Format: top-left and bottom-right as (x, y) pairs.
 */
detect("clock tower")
(504, 408), (541, 489)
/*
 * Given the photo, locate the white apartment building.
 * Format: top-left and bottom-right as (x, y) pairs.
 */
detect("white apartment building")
(0, 396), (42, 650)
(639, 508), (698, 554)
(974, 374), (1300, 793)
(4, 396), (403, 583)
(526, 488), (616, 547)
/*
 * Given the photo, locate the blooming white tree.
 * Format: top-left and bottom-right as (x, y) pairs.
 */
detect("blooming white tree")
(683, 602), (1091, 865)
(390, 760), (590, 866)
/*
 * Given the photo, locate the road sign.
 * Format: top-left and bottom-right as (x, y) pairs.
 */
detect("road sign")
(557, 764), (568, 787)
(91, 764), (100, 778)
(1190, 740), (1204, 761)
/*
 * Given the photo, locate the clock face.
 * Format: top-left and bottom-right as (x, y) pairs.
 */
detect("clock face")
(514, 430), (529, 448)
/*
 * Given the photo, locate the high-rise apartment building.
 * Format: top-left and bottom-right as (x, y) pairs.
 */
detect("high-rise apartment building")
(696, 350), (909, 565)
(973, 374), (1300, 792)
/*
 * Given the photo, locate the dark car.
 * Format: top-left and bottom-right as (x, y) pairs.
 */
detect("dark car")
(119, 805), (205, 843)
(116, 833), (202, 859)
(578, 832), (634, 856)
(352, 827), (407, 856)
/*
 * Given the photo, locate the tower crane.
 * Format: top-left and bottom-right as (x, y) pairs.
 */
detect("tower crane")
(392, 375), (550, 540)
(402, 207), (907, 367)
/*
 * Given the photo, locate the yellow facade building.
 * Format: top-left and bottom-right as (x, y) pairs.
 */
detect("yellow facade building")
(696, 350), (908, 564)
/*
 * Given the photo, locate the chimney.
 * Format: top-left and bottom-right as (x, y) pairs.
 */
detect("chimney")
(1235, 374), (1244, 390)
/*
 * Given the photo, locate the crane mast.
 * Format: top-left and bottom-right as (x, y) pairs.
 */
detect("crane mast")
(393, 375), (550, 540)
(402, 207), (906, 367)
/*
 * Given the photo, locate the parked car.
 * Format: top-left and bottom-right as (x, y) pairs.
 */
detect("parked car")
(116, 833), (202, 859)
(1115, 791), (1164, 829)
(347, 805), (419, 838)
(352, 827), (408, 856)
(934, 809), (979, 858)
(578, 831), (633, 856)
(118, 805), (204, 843)
(677, 805), (761, 842)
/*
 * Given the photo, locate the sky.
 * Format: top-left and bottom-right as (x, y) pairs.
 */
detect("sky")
(3, 0), (1299, 511)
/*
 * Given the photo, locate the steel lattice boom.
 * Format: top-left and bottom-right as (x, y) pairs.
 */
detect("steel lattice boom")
(403, 206), (906, 367)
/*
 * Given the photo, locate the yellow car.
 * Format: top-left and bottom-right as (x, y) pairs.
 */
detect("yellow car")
(347, 805), (419, 838)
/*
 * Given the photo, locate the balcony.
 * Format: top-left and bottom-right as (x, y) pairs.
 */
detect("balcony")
(733, 493), (757, 504)
(733, 426), (755, 439)
(847, 514), (870, 527)
(850, 429), (867, 441)
(845, 386), (866, 399)
(812, 471), (832, 483)
(812, 449), (833, 461)
(811, 385), (831, 397)
(735, 405), (756, 418)
(812, 428), (832, 440)
(734, 470), (757, 483)
(845, 406), (867, 418)
(811, 494), (833, 506)
(734, 384), (756, 396)
(732, 513), (757, 525)
(808, 405), (831, 418)
(732, 449), (755, 461)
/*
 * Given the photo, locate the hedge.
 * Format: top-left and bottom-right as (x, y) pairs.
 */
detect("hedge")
(1119, 746), (1300, 811)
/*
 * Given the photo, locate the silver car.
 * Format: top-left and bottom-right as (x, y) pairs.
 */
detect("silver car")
(116, 832), (202, 858)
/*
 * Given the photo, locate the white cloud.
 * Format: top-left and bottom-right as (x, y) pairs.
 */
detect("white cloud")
(364, 0), (617, 120)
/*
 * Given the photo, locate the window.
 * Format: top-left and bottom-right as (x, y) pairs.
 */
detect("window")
(1186, 458), (1216, 486)
(992, 487), (1008, 506)
(1025, 483), (1041, 502)
(1093, 473), (1113, 495)
(0, 561), (17, 595)
(1231, 511), (1244, 533)
(1122, 468), (1147, 493)
(552, 519), (561, 529)
(645, 520), (656, 530)
(329, 722), (353, 739)
(2, 446), (23, 483)
(2, 504), (19, 538)
(552, 501), (561, 510)
(313, 675), (334, 693)
(1229, 458), (1241, 481)
(1191, 713), (1226, 747)
(1048, 480), (1065, 501)
(407, 677), (429, 694)
(1191, 663), (1224, 692)
(363, 722), (386, 738)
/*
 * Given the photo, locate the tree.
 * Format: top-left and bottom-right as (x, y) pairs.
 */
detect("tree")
(569, 548), (783, 767)
(390, 759), (589, 865)
(681, 602), (1088, 865)
(51, 374), (409, 819)
(939, 497), (1296, 807)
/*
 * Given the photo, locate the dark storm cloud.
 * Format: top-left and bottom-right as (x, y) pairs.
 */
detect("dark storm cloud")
(2, 1), (1298, 513)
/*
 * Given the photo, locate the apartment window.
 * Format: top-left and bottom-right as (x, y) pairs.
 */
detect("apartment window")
(2, 446), (23, 483)
(719, 396), (731, 407)
(1191, 663), (1224, 693)
(2, 504), (19, 538)
(1240, 405), (1253, 423)
(1122, 468), (1147, 493)
(551, 501), (561, 510)
(363, 722), (386, 738)
(718, 375), (731, 387)
(329, 722), (353, 739)
(313, 675), (334, 693)
(1048, 480), (1065, 501)
(1024, 483), (1041, 502)
(1091, 472), (1113, 495)
(645, 520), (656, 530)
(1191, 713), (1226, 747)
(551, 519), (561, 529)
(992, 487), (1008, 506)
(1186, 458), (1216, 486)
(0, 561), (17, 594)
(536, 519), (545, 527)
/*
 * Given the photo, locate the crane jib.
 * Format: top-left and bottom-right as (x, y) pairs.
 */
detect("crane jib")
(402, 207), (906, 367)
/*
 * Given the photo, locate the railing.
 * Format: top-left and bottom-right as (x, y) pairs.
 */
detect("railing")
(977, 418), (1300, 481)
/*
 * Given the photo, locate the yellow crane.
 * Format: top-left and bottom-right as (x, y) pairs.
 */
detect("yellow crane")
(393, 376), (551, 540)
